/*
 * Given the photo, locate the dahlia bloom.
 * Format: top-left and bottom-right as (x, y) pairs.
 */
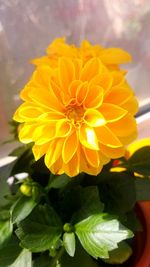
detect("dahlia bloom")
(32, 37), (131, 70)
(14, 42), (138, 177)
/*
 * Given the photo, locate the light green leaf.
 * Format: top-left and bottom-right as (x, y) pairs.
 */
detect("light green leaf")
(75, 214), (133, 259)
(11, 249), (31, 267)
(72, 186), (104, 223)
(11, 196), (37, 224)
(63, 232), (76, 257)
(0, 219), (13, 248)
(135, 178), (150, 201)
(104, 241), (132, 264)
(128, 146), (150, 175)
(16, 204), (62, 252)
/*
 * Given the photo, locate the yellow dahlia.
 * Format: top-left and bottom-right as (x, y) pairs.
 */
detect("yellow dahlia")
(14, 55), (138, 177)
(32, 37), (131, 71)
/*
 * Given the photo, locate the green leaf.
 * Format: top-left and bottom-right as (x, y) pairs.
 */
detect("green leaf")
(72, 186), (104, 223)
(104, 241), (132, 264)
(11, 196), (37, 224)
(16, 204), (62, 252)
(47, 173), (70, 190)
(0, 219), (13, 248)
(127, 146), (150, 175)
(97, 172), (136, 214)
(75, 214), (133, 259)
(0, 158), (17, 205)
(10, 249), (31, 267)
(0, 235), (22, 267)
(60, 241), (100, 267)
(63, 232), (76, 257)
(135, 178), (150, 201)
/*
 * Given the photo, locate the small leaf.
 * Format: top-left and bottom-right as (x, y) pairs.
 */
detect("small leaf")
(47, 173), (70, 190)
(135, 178), (150, 201)
(63, 232), (76, 257)
(75, 214), (133, 259)
(127, 146), (150, 175)
(104, 241), (132, 264)
(72, 186), (104, 223)
(16, 204), (62, 252)
(0, 235), (22, 267)
(0, 219), (13, 248)
(11, 196), (37, 224)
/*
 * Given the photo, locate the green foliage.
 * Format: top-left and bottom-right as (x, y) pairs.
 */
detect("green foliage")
(11, 195), (37, 224)
(63, 232), (76, 257)
(97, 172), (136, 214)
(16, 204), (63, 252)
(0, 219), (13, 248)
(47, 173), (70, 190)
(126, 146), (150, 176)
(104, 241), (132, 264)
(75, 214), (133, 259)
(135, 178), (150, 201)
(0, 235), (22, 267)
(72, 186), (104, 223)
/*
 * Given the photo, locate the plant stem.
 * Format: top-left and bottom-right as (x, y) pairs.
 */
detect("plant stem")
(50, 246), (65, 267)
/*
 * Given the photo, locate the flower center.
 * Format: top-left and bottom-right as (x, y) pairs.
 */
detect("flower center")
(65, 104), (84, 126)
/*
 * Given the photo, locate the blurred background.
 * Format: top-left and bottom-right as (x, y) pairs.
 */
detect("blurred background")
(0, 0), (150, 156)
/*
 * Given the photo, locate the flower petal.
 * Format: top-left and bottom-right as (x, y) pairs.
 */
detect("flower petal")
(84, 85), (104, 109)
(58, 57), (75, 91)
(100, 48), (132, 64)
(89, 73), (113, 93)
(121, 96), (138, 115)
(63, 152), (79, 177)
(96, 125), (122, 148)
(104, 85), (132, 105)
(13, 103), (43, 122)
(99, 103), (127, 122)
(56, 119), (72, 138)
(69, 80), (82, 98)
(79, 125), (99, 150)
(62, 131), (78, 164)
(76, 82), (89, 105)
(83, 147), (100, 168)
(100, 144), (125, 159)
(18, 123), (35, 144)
(32, 143), (49, 161)
(80, 58), (100, 81)
(45, 139), (64, 168)
(108, 114), (137, 137)
(33, 124), (56, 145)
(84, 109), (106, 127)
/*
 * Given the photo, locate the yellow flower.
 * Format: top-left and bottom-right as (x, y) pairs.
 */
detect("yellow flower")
(32, 38), (131, 71)
(14, 55), (138, 177)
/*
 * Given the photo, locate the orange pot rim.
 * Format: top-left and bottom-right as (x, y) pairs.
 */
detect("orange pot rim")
(134, 201), (150, 267)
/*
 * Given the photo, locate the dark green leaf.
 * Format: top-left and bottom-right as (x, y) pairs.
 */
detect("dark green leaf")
(72, 186), (104, 223)
(0, 219), (13, 248)
(47, 174), (70, 190)
(104, 241), (132, 264)
(135, 178), (150, 201)
(75, 214), (133, 259)
(60, 241), (100, 267)
(127, 146), (150, 175)
(97, 172), (136, 214)
(0, 235), (22, 267)
(11, 196), (37, 224)
(63, 232), (76, 257)
(16, 204), (62, 252)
